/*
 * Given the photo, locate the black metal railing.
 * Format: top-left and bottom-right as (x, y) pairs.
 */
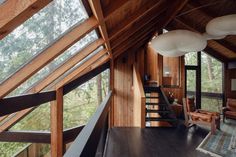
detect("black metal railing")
(64, 91), (112, 157)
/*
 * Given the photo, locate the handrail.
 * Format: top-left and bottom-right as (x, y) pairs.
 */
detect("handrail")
(133, 64), (145, 128)
(64, 91), (112, 157)
(187, 91), (223, 99)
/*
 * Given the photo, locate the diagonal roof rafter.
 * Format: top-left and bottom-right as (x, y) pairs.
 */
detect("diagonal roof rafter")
(0, 0), (52, 40)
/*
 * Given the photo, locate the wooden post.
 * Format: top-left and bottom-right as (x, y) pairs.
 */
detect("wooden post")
(109, 59), (114, 128)
(51, 87), (63, 157)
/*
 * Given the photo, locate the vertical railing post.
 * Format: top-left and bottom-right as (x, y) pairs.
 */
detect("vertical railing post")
(51, 87), (63, 157)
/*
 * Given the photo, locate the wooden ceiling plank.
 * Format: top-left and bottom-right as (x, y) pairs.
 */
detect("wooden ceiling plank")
(113, 22), (157, 55)
(204, 47), (229, 63)
(0, 17), (98, 99)
(108, 0), (165, 41)
(55, 49), (108, 89)
(114, 32), (153, 59)
(103, 0), (130, 19)
(0, 0), (52, 40)
(110, 1), (168, 49)
(113, 0), (189, 58)
(88, 0), (111, 55)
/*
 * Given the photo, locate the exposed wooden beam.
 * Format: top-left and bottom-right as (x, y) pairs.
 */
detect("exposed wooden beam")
(0, 17), (98, 99)
(114, 32), (152, 58)
(112, 12), (165, 54)
(88, 0), (112, 55)
(51, 87), (63, 157)
(113, 24), (156, 56)
(108, 0), (164, 41)
(55, 49), (108, 89)
(0, 0), (52, 39)
(158, 0), (189, 31)
(0, 131), (50, 143)
(110, 0), (167, 49)
(31, 39), (105, 93)
(0, 125), (84, 144)
(0, 91), (56, 118)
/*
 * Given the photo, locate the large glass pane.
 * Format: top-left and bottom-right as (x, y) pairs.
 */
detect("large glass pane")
(185, 52), (198, 66)
(186, 70), (196, 98)
(0, 142), (29, 157)
(44, 46), (104, 91)
(7, 30), (98, 97)
(0, 0), (88, 84)
(201, 51), (223, 112)
(10, 103), (50, 131)
(63, 69), (110, 129)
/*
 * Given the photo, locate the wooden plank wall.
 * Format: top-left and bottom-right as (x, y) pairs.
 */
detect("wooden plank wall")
(225, 66), (236, 100)
(145, 45), (185, 104)
(113, 48), (144, 127)
(133, 64), (145, 128)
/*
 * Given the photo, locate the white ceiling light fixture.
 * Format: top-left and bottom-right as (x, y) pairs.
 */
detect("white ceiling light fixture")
(205, 14), (236, 39)
(150, 30), (207, 57)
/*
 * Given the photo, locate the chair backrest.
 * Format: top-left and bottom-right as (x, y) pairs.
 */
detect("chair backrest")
(186, 97), (196, 112)
(227, 98), (236, 112)
(183, 97), (196, 124)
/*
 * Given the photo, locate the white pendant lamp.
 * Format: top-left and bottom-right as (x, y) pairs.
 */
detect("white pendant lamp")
(150, 30), (207, 57)
(205, 14), (236, 39)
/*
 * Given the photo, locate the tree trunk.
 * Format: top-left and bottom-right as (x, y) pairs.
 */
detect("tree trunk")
(206, 55), (214, 81)
(97, 74), (102, 105)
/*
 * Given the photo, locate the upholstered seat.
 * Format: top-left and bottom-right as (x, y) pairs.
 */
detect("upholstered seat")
(223, 98), (236, 121)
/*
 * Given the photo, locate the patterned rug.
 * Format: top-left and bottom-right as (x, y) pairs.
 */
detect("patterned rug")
(197, 119), (236, 157)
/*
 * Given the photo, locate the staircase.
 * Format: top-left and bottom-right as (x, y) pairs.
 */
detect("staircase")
(144, 85), (177, 127)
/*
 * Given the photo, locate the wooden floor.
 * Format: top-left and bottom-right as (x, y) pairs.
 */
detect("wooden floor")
(104, 124), (212, 157)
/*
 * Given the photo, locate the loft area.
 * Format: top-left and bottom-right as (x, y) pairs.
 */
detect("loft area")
(0, 0), (236, 157)
(0, 0), (235, 157)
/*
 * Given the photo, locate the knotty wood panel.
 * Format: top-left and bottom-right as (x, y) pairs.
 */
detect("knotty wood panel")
(113, 48), (145, 127)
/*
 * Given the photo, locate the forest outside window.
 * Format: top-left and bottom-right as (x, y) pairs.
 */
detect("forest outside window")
(0, 0), (89, 84)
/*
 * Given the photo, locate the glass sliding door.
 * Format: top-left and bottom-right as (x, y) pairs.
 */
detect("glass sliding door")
(186, 69), (197, 98)
(201, 51), (223, 112)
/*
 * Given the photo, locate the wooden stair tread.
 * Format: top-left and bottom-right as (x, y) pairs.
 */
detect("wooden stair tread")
(146, 109), (170, 113)
(145, 117), (176, 122)
(145, 96), (159, 99)
(145, 103), (167, 106)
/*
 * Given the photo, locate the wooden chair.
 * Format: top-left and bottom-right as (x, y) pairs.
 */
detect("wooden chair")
(223, 98), (236, 122)
(183, 97), (220, 134)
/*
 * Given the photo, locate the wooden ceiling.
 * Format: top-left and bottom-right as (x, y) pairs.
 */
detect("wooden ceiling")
(88, 0), (188, 58)
(166, 0), (236, 62)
